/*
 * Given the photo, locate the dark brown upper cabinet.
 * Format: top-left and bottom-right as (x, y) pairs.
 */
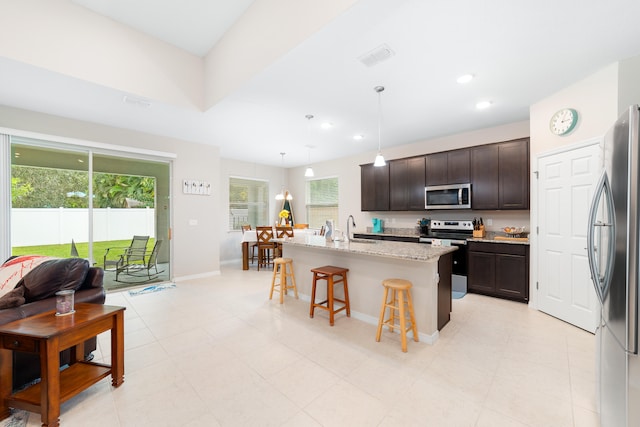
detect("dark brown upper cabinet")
(389, 156), (426, 211)
(471, 138), (529, 210)
(470, 145), (499, 209)
(499, 139), (530, 209)
(360, 162), (389, 211)
(360, 138), (529, 212)
(426, 148), (470, 186)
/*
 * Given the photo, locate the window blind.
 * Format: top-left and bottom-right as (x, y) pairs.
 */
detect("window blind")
(306, 177), (338, 228)
(229, 177), (269, 230)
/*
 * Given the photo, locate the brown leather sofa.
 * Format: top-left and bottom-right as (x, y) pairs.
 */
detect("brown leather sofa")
(0, 258), (106, 390)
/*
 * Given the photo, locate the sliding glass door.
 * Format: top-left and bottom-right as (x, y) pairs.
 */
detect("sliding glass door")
(92, 152), (171, 289)
(10, 141), (90, 257)
(8, 136), (171, 289)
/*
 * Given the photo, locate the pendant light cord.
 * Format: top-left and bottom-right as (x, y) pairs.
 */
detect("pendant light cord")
(373, 86), (386, 167)
(377, 87), (383, 152)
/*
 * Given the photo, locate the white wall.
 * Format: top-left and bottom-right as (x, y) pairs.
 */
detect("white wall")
(530, 63), (619, 160)
(0, 105), (220, 280)
(617, 55), (640, 115)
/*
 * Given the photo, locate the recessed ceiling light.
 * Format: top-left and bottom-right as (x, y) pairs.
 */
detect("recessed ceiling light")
(353, 134), (364, 141)
(476, 101), (492, 110)
(321, 122), (333, 129)
(457, 74), (474, 84)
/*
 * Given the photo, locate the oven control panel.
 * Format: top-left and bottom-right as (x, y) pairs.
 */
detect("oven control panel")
(430, 220), (474, 231)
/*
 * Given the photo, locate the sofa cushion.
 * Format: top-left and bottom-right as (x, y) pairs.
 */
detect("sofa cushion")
(20, 258), (90, 303)
(0, 255), (54, 299)
(0, 286), (25, 309)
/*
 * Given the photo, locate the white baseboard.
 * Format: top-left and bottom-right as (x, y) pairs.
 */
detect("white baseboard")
(296, 293), (439, 344)
(173, 270), (221, 282)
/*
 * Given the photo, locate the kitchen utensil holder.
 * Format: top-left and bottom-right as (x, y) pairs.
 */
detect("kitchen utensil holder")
(473, 226), (485, 238)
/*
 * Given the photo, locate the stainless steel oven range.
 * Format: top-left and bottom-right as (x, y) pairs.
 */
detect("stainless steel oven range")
(419, 219), (474, 293)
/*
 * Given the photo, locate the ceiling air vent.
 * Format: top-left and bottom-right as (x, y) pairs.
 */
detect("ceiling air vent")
(123, 95), (152, 108)
(358, 43), (395, 67)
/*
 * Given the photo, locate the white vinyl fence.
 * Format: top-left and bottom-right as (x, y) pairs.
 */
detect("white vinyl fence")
(11, 208), (155, 246)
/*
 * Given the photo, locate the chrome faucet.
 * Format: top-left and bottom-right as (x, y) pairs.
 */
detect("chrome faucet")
(347, 215), (356, 241)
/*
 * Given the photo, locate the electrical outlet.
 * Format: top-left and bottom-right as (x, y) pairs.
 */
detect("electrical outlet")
(487, 218), (493, 226)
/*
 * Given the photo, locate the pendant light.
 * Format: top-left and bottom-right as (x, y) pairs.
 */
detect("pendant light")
(275, 152), (293, 201)
(304, 114), (315, 177)
(373, 85), (386, 167)
(304, 148), (315, 177)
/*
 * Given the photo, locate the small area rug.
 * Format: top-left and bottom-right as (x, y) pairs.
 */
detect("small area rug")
(452, 290), (466, 299)
(128, 283), (176, 297)
(0, 409), (28, 427)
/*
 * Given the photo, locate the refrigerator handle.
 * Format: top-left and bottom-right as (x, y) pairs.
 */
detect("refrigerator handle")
(587, 170), (615, 305)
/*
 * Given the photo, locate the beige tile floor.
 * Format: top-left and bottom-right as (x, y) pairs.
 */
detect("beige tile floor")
(20, 262), (599, 426)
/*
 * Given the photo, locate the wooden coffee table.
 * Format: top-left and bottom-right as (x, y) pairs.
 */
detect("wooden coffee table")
(0, 303), (125, 427)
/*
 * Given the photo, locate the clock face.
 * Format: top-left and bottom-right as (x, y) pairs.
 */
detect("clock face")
(550, 108), (578, 136)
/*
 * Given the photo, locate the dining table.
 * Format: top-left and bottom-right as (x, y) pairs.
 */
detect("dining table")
(241, 229), (259, 270)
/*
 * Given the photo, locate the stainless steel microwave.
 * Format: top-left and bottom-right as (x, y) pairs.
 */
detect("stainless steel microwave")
(425, 183), (471, 210)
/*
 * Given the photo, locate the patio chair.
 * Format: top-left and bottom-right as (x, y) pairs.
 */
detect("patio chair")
(104, 235), (150, 271)
(116, 240), (163, 282)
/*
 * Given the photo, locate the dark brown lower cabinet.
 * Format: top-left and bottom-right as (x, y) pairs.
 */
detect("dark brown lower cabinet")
(437, 252), (452, 330)
(467, 242), (529, 302)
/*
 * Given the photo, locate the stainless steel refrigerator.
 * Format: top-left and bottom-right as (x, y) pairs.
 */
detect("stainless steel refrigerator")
(588, 105), (640, 427)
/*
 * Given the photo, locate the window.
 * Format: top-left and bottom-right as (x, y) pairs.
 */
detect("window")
(306, 177), (338, 228)
(229, 177), (269, 230)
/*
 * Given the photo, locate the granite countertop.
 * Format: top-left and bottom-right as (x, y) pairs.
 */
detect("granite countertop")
(353, 231), (418, 239)
(467, 231), (530, 245)
(277, 235), (457, 262)
(353, 230), (530, 245)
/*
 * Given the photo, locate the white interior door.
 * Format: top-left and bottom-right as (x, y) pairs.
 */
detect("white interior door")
(537, 142), (601, 332)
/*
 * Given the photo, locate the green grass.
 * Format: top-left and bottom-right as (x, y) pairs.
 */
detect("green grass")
(11, 239), (156, 262)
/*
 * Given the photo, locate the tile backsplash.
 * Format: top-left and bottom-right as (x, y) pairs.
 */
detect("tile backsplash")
(362, 210), (530, 234)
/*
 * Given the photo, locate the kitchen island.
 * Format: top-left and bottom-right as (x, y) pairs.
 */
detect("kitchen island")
(279, 235), (456, 343)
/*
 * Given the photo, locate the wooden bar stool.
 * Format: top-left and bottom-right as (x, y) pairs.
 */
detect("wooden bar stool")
(270, 258), (298, 304)
(309, 266), (350, 326)
(376, 278), (419, 352)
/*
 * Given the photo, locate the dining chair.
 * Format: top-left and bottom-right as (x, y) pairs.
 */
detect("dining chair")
(293, 223), (309, 229)
(275, 226), (294, 257)
(275, 226), (294, 238)
(241, 225), (257, 264)
(256, 226), (276, 271)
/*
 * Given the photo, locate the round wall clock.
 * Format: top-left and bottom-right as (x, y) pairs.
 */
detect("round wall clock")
(549, 108), (578, 136)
